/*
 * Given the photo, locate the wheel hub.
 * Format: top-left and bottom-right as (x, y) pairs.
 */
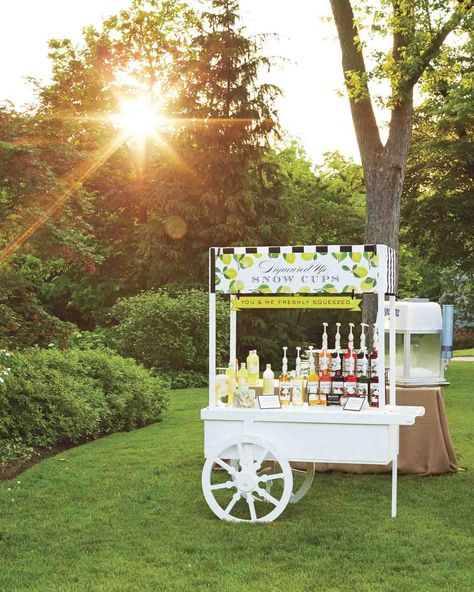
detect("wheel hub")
(235, 471), (256, 493)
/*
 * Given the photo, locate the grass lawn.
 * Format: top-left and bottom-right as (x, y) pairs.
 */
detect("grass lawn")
(454, 348), (474, 357)
(0, 364), (473, 592)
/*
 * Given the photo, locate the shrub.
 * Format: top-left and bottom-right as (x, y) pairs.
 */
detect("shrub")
(0, 348), (169, 449)
(0, 438), (35, 467)
(158, 369), (208, 389)
(110, 289), (229, 373)
(454, 330), (474, 350)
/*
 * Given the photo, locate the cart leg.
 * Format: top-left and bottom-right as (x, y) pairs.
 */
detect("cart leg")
(391, 456), (397, 518)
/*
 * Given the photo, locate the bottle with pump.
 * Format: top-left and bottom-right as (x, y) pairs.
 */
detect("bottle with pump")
(279, 347), (292, 406)
(306, 346), (320, 406)
(263, 364), (274, 395)
(247, 350), (260, 385)
(330, 323), (344, 377)
(343, 324), (357, 400)
(330, 323), (344, 405)
(357, 323), (370, 398)
(226, 361), (236, 405)
(318, 324), (330, 405)
(344, 323), (357, 376)
(238, 362), (249, 391)
(369, 324), (380, 407)
(291, 347), (304, 406)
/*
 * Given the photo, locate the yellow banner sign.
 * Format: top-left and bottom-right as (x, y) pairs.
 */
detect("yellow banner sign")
(231, 295), (361, 311)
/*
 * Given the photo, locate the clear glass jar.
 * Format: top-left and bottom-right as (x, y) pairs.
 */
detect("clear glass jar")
(215, 368), (228, 406)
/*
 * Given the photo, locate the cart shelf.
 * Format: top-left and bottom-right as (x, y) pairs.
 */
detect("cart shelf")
(201, 405), (425, 426)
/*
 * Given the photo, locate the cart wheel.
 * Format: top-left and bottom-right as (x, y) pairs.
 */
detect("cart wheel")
(289, 463), (315, 503)
(265, 462), (315, 504)
(202, 435), (293, 523)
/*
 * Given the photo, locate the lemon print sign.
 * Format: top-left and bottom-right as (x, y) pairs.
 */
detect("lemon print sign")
(211, 245), (391, 295)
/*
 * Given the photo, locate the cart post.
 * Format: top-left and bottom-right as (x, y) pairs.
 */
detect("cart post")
(391, 453), (398, 518)
(389, 295), (396, 406)
(230, 296), (237, 363)
(209, 292), (216, 407)
(377, 246), (387, 410)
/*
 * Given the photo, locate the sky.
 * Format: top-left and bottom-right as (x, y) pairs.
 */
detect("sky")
(0, 0), (361, 164)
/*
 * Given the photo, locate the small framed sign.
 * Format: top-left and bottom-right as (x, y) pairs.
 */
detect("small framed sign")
(258, 394), (282, 410)
(343, 396), (366, 412)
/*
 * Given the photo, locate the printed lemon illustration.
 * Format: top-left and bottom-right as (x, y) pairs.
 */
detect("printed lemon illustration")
(332, 252), (347, 262)
(350, 252), (362, 263)
(221, 254), (232, 265)
(240, 256), (254, 268)
(277, 285), (292, 293)
(361, 277), (377, 290)
(283, 253), (296, 264)
(301, 253), (316, 261)
(223, 267), (238, 279)
(322, 284), (338, 293)
(353, 266), (368, 278)
(298, 286), (311, 293)
(229, 280), (245, 292)
(256, 284), (271, 293)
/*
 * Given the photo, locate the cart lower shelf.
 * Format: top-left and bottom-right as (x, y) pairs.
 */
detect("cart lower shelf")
(201, 404), (425, 522)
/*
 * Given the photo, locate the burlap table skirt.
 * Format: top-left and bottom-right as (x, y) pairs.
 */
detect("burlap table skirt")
(311, 387), (457, 475)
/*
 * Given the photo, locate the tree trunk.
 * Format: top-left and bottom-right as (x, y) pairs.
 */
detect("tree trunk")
(362, 94), (413, 336)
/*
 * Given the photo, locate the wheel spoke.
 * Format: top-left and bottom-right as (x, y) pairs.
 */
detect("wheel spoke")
(224, 492), (240, 515)
(257, 488), (279, 506)
(260, 472), (285, 483)
(247, 495), (257, 521)
(254, 447), (269, 471)
(214, 457), (235, 475)
(236, 442), (244, 467)
(210, 480), (235, 491)
(242, 443), (253, 470)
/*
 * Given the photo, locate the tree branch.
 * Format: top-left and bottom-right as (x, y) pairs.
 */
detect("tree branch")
(329, 0), (382, 165)
(405, 0), (473, 89)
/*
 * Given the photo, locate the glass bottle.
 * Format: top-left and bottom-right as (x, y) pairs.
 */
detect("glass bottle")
(306, 346), (320, 406)
(263, 364), (274, 395)
(357, 323), (369, 398)
(238, 362), (249, 391)
(330, 323), (344, 405)
(226, 362), (236, 406)
(247, 350), (260, 385)
(279, 347), (292, 406)
(344, 322), (357, 376)
(318, 324), (330, 406)
(291, 348), (304, 406)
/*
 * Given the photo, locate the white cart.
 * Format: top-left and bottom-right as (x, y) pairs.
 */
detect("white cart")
(201, 244), (425, 522)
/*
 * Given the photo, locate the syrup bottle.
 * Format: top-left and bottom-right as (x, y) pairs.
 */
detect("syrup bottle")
(318, 323), (330, 406)
(292, 347), (304, 406)
(344, 323), (357, 376)
(306, 346), (320, 406)
(279, 347), (292, 406)
(369, 324), (380, 408)
(357, 323), (369, 398)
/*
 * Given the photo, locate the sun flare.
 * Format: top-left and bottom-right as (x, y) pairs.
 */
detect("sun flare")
(111, 97), (164, 140)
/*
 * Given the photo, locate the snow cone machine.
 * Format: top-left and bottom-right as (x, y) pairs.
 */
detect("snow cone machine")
(384, 299), (454, 387)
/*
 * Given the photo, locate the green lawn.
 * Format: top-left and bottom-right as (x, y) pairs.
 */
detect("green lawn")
(0, 364), (473, 592)
(454, 348), (474, 357)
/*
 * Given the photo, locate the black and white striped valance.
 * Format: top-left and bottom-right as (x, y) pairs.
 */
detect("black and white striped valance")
(218, 244), (378, 255)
